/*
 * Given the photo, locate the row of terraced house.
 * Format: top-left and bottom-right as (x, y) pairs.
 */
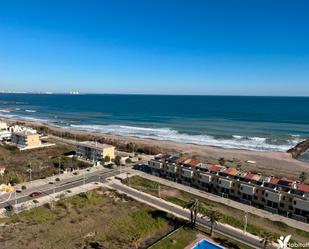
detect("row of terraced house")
(147, 154), (309, 223)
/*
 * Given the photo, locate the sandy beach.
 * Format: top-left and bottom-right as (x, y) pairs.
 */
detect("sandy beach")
(2, 117), (309, 181)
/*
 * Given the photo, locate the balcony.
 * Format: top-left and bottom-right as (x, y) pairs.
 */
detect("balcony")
(167, 164), (178, 173)
(182, 168), (193, 178)
(199, 173), (212, 183)
(218, 178), (232, 189)
(293, 198), (309, 211)
(240, 184), (255, 195)
(149, 160), (163, 170)
(265, 190), (281, 203)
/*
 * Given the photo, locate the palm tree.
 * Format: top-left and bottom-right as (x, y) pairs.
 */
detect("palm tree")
(206, 209), (221, 237)
(260, 231), (273, 249)
(184, 199), (199, 227)
(299, 171), (308, 183)
(183, 199), (205, 227)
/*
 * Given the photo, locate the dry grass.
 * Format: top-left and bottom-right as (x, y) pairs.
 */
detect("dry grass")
(0, 188), (180, 249)
(0, 142), (90, 183)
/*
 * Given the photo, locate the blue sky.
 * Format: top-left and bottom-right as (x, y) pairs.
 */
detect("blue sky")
(0, 0), (308, 95)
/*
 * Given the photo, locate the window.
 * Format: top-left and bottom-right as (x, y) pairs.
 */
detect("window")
(280, 203), (284, 208)
(289, 198), (292, 202)
(262, 191), (265, 195)
(255, 189), (258, 194)
(289, 206), (293, 210)
(240, 186), (243, 190)
(265, 193), (268, 197)
(283, 196), (285, 201)
(254, 196), (258, 200)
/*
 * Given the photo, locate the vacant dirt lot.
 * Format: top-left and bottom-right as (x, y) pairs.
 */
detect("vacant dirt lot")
(0, 188), (181, 249)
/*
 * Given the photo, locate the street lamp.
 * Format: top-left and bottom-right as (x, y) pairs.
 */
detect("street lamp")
(244, 212), (248, 234)
(58, 157), (61, 176)
(27, 163), (32, 182)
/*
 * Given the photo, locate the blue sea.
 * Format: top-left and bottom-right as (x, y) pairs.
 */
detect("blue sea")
(0, 94), (308, 154)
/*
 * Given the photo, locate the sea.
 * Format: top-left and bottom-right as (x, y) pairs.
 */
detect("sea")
(0, 94), (308, 157)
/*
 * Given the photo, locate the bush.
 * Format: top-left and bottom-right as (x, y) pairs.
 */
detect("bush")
(21, 185), (27, 190)
(55, 178), (60, 182)
(114, 155), (121, 166)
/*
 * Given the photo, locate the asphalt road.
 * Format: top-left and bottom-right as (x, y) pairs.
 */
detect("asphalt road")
(110, 183), (275, 249)
(0, 169), (118, 209)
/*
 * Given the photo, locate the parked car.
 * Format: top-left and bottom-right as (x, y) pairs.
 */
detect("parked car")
(8, 181), (16, 186)
(16, 189), (22, 193)
(4, 205), (14, 211)
(29, 192), (42, 198)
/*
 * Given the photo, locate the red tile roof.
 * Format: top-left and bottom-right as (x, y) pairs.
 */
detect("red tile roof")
(187, 159), (200, 167)
(176, 157), (188, 164)
(269, 178), (280, 185)
(224, 168), (239, 176)
(297, 184), (309, 193)
(244, 173), (261, 181)
(207, 165), (224, 172)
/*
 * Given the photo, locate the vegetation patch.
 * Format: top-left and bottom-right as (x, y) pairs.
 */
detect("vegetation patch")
(0, 188), (182, 249)
(123, 175), (309, 244)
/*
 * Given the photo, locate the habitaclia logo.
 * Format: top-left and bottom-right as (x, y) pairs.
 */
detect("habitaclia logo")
(277, 235), (291, 249)
(277, 235), (309, 248)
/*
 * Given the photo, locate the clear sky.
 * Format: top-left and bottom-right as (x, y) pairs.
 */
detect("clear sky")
(0, 0), (308, 96)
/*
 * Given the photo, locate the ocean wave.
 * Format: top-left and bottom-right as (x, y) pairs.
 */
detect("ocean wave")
(70, 124), (304, 152)
(25, 109), (36, 113)
(0, 112), (50, 123)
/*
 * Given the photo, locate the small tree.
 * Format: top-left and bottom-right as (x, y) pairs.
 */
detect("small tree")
(104, 155), (111, 164)
(299, 172), (308, 183)
(260, 231), (273, 249)
(114, 155), (121, 166)
(218, 157), (226, 166)
(125, 158), (132, 164)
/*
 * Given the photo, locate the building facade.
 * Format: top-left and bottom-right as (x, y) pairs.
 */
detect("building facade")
(148, 154), (309, 223)
(76, 141), (115, 163)
(11, 132), (41, 148)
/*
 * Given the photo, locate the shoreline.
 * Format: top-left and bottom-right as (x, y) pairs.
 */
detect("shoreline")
(2, 116), (309, 181)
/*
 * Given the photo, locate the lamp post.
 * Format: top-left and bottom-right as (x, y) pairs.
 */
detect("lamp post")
(27, 163), (32, 182)
(15, 189), (17, 206)
(244, 212), (248, 234)
(58, 157), (61, 176)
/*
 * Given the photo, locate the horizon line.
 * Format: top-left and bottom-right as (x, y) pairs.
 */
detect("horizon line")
(0, 91), (309, 97)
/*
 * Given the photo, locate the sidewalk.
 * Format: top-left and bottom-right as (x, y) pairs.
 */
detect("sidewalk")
(130, 169), (309, 232)
(0, 166), (109, 204)
(108, 178), (279, 249)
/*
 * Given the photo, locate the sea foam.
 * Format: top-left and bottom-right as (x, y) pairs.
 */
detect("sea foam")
(70, 124), (303, 152)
